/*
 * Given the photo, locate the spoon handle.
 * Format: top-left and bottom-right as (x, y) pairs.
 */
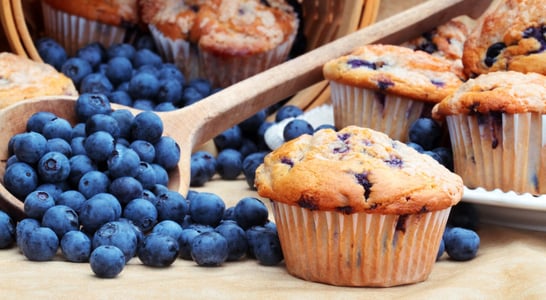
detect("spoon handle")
(179, 0), (493, 147)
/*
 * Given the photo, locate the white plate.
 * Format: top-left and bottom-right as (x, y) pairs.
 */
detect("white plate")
(462, 187), (546, 232)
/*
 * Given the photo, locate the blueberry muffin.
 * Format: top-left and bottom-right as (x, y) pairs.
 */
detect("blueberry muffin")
(255, 125), (463, 287)
(41, 0), (140, 55)
(323, 44), (464, 142)
(462, 0), (546, 77)
(433, 70), (546, 195)
(140, 0), (299, 87)
(0, 52), (78, 109)
(402, 15), (476, 78)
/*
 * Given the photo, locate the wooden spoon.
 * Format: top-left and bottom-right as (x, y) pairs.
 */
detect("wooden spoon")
(0, 0), (493, 220)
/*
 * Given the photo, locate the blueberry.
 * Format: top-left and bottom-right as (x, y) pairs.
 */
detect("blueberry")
(239, 109), (267, 136)
(151, 164), (169, 186)
(152, 220), (184, 246)
(107, 146), (141, 178)
(107, 43), (136, 60)
(128, 72), (160, 101)
(406, 142), (424, 153)
(84, 131), (115, 162)
(178, 228), (200, 260)
(190, 231), (229, 266)
(46, 138), (72, 157)
(80, 73), (114, 94)
(433, 146), (454, 170)
(213, 126), (243, 151)
(408, 118), (442, 150)
(35, 182), (66, 200)
(0, 211), (15, 249)
(36, 37), (67, 70)
(154, 102), (177, 111)
(190, 151), (217, 187)
(75, 93), (112, 122)
(275, 105), (303, 122)
(78, 170), (111, 199)
(232, 197), (269, 230)
(132, 99), (155, 110)
(42, 117), (73, 141)
(135, 34), (157, 52)
(215, 220), (247, 261)
(238, 138), (259, 158)
(4, 162), (39, 199)
(443, 227), (480, 261)
(85, 113), (121, 138)
(16, 218), (40, 251)
(158, 64), (185, 84)
(12, 131), (47, 164)
(90, 245), (126, 278)
(156, 78), (182, 104)
(70, 137), (87, 156)
(79, 193), (121, 233)
(256, 121), (274, 150)
(123, 198), (158, 232)
(24, 190), (55, 220)
(283, 119), (314, 141)
(132, 48), (163, 69)
(424, 150), (443, 164)
(154, 190), (188, 223)
(60, 230), (92, 262)
(20, 227), (59, 261)
(108, 90), (133, 107)
(105, 57), (133, 85)
(93, 221), (138, 263)
(242, 152), (268, 189)
(26, 111), (57, 133)
(223, 206), (236, 221)
(138, 233), (180, 267)
(135, 162), (157, 190)
(180, 85), (205, 107)
(189, 78), (212, 96)
(41, 205), (79, 238)
(130, 140), (155, 163)
(189, 192), (226, 227)
(131, 111), (163, 143)
(37, 151), (71, 183)
(61, 57), (93, 86)
(153, 136), (180, 170)
(447, 202), (480, 231)
(215, 149), (243, 180)
(247, 226), (283, 266)
(109, 176), (143, 206)
(76, 42), (105, 67)
(484, 42), (506, 67)
(69, 154), (97, 186)
(56, 190), (86, 214)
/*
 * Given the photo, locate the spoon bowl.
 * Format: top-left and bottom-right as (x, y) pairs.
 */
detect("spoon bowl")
(0, 0), (493, 220)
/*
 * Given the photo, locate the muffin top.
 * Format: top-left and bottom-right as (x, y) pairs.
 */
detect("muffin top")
(323, 44), (464, 103)
(191, 0), (299, 55)
(0, 52), (78, 109)
(402, 15), (476, 77)
(433, 70), (546, 117)
(43, 0), (140, 26)
(462, 0), (546, 77)
(255, 126), (463, 214)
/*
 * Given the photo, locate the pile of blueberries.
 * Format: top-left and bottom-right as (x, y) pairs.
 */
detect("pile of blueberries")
(0, 94), (283, 278)
(37, 36), (219, 112)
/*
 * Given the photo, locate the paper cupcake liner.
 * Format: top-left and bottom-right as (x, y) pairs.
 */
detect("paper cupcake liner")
(147, 25), (202, 81)
(446, 113), (546, 195)
(271, 201), (450, 287)
(329, 82), (431, 142)
(41, 2), (133, 56)
(199, 32), (296, 88)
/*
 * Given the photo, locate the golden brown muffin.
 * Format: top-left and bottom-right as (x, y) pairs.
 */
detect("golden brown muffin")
(402, 15), (476, 77)
(432, 70), (546, 194)
(462, 0), (546, 77)
(42, 0), (139, 27)
(255, 126), (463, 287)
(0, 52), (78, 109)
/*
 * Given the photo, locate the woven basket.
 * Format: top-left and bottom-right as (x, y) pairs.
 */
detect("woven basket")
(0, 0), (380, 110)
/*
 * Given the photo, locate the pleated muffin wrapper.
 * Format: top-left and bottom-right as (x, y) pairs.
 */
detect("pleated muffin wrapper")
(445, 112), (546, 195)
(329, 82), (434, 143)
(271, 201), (451, 287)
(41, 2), (136, 56)
(147, 25), (203, 82)
(198, 31), (297, 88)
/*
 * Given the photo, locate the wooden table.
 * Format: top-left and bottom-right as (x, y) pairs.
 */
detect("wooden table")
(4, 0), (546, 299)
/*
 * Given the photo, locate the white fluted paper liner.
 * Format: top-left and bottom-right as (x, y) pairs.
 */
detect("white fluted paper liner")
(271, 201), (451, 287)
(199, 32), (296, 88)
(446, 113), (546, 195)
(41, 2), (131, 56)
(147, 25), (202, 81)
(330, 82), (429, 142)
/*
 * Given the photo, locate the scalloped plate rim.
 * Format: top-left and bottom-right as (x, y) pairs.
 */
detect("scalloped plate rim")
(462, 187), (546, 211)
